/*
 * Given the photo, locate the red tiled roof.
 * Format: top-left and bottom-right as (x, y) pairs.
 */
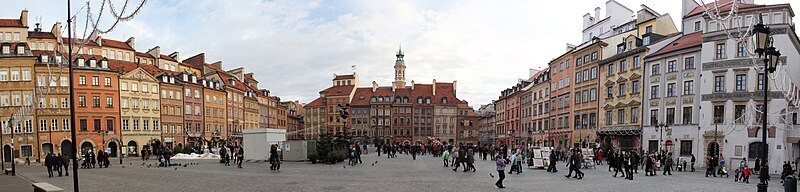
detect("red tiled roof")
(139, 63), (164, 76)
(63, 38), (99, 46)
(648, 31), (703, 58)
(373, 87), (394, 97)
(135, 52), (154, 58)
(244, 73), (257, 82)
(245, 83), (259, 92)
(101, 39), (134, 51)
(351, 88), (373, 105)
(0, 19), (23, 27)
(411, 84), (432, 105)
(28, 31), (56, 39)
(433, 83), (457, 105)
(305, 97), (325, 107)
(333, 74), (354, 80)
(320, 85), (355, 96)
(159, 54), (177, 62)
(394, 87), (412, 97)
(685, 0), (762, 18)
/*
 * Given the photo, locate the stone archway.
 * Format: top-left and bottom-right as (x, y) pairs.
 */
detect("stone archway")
(108, 142), (118, 157)
(60, 140), (73, 158)
(80, 142), (94, 156)
(127, 141), (138, 157)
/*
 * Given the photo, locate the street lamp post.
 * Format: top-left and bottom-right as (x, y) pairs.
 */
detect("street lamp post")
(753, 18), (781, 192)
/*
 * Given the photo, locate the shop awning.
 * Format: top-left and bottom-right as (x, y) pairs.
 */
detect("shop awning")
(597, 126), (641, 136)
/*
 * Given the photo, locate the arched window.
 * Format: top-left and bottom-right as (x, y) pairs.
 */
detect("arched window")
(370, 97), (376, 102)
(425, 97), (431, 104)
(417, 97), (423, 104)
(403, 96), (408, 103)
(385, 96), (391, 102)
(378, 97), (383, 102)
(441, 97), (448, 104)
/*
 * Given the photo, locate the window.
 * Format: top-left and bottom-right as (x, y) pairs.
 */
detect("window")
(694, 21), (702, 32)
(608, 64), (615, 76)
(617, 44), (626, 53)
(39, 120), (47, 132)
(734, 105), (746, 124)
(667, 60), (676, 73)
(631, 107), (639, 123)
(632, 80), (640, 93)
(666, 108), (675, 125)
(80, 119), (87, 131)
(714, 75), (725, 92)
(607, 86), (614, 98)
(651, 64), (660, 75)
(715, 43), (726, 59)
(591, 52), (597, 60)
(667, 83), (676, 97)
(575, 72), (582, 83)
(51, 119), (58, 131)
(737, 41), (747, 57)
(683, 80), (694, 95)
(645, 25), (653, 34)
(633, 56), (640, 68)
(132, 83), (138, 92)
(757, 73), (765, 90)
(713, 105), (725, 123)
(107, 119), (114, 132)
(91, 76), (99, 86)
(735, 74), (746, 91)
(683, 57), (694, 69)
(63, 119), (70, 131)
(606, 111), (613, 125)
(61, 98), (68, 108)
(133, 120), (139, 130)
(650, 85), (659, 99)
(0, 70), (7, 81)
(78, 96), (86, 107)
(10, 70), (19, 81)
(143, 120), (149, 130)
(590, 88), (597, 101)
(682, 107), (693, 124)
(106, 97), (113, 108)
(650, 109), (658, 125)
(619, 60), (627, 72)
(92, 96), (100, 107)
(123, 120), (129, 130)
(643, 36), (650, 45)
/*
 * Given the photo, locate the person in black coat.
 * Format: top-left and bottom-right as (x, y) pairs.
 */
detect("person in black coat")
(45, 153), (54, 177)
(61, 154), (69, 176)
(547, 150), (558, 173)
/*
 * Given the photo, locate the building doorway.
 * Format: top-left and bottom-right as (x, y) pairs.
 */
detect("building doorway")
(108, 142), (118, 157)
(2, 145), (11, 162)
(127, 141), (138, 156)
(42, 143), (54, 156)
(60, 140), (72, 158)
(80, 142), (94, 156)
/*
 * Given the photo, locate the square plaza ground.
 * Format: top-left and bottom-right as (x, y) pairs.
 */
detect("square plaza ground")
(6, 153), (793, 192)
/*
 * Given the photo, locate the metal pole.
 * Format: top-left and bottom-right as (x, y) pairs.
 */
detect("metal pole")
(66, 0), (81, 190)
(9, 116), (14, 176)
(757, 58), (770, 192)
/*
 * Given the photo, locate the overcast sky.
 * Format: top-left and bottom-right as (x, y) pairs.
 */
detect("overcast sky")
(3, 0), (795, 107)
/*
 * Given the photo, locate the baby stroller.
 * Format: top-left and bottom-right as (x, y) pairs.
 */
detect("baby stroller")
(718, 166), (730, 178)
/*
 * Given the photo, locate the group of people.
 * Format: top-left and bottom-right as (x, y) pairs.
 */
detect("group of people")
(447, 144), (477, 172)
(81, 150), (110, 169)
(44, 153), (70, 177)
(348, 144), (363, 165)
(608, 150), (637, 180)
(219, 144), (244, 168)
(269, 144), (282, 172)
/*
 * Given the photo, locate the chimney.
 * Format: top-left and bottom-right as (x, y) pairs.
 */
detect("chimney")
(126, 37), (136, 50)
(453, 80), (457, 93)
(147, 46), (161, 59)
(372, 81), (377, 92)
(51, 22), (62, 42)
(20, 10), (28, 27)
(94, 34), (103, 46)
(594, 7), (601, 22)
(432, 79), (437, 95)
(169, 51), (180, 61)
(411, 80), (415, 90)
(566, 43), (576, 52)
(212, 61), (222, 68)
(34, 23), (41, 32)
(582, 13), (591, 29)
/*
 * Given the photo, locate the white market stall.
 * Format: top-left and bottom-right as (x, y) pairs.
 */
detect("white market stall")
(242, 128), (287, 161)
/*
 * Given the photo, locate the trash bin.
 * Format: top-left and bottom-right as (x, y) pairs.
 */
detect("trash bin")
(786, 174), (797, 192)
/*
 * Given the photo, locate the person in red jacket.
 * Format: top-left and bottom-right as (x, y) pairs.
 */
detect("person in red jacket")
(743, 165), (751, 183)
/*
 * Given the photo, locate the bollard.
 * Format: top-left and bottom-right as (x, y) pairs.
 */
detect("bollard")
(786, 174), (797, 192)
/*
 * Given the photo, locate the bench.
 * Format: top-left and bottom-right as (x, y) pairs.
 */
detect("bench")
(33, 182), (64, 192)
(3, 168), (11, 175)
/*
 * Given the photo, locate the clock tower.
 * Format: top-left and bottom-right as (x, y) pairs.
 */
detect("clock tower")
(393, 46), (406, 88)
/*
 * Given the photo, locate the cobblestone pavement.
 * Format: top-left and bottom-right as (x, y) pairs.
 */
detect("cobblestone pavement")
(11, 153), (792, 192)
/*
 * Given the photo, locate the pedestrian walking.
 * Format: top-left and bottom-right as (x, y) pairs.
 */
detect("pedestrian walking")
(467, 148), (476, 172)
(662, 152), (673, 175)
(45, 153), (54, 177)
(690, 154), (696, 172)
(269, 144), (278, 171)
(547, 149), (558, 173)
(743, 165), (751, 183)
(443, 149), (450, 167)
(237, 146), (244, 168)
(495, 155), (508, 188)
(61, 154), (69, 176)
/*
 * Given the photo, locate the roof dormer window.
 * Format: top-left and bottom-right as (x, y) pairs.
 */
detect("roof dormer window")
(41, 54), (49, 63)
(78, 58), (85, 67)
(16, 45), (25, 55)
(101, 60), (108, 68)
(89, 59), (96, 68)
(169, 76), (174, 84)
(1, 45), (8, 54)
(183, 74), (188, 82)
(191, 76), (197, 83)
